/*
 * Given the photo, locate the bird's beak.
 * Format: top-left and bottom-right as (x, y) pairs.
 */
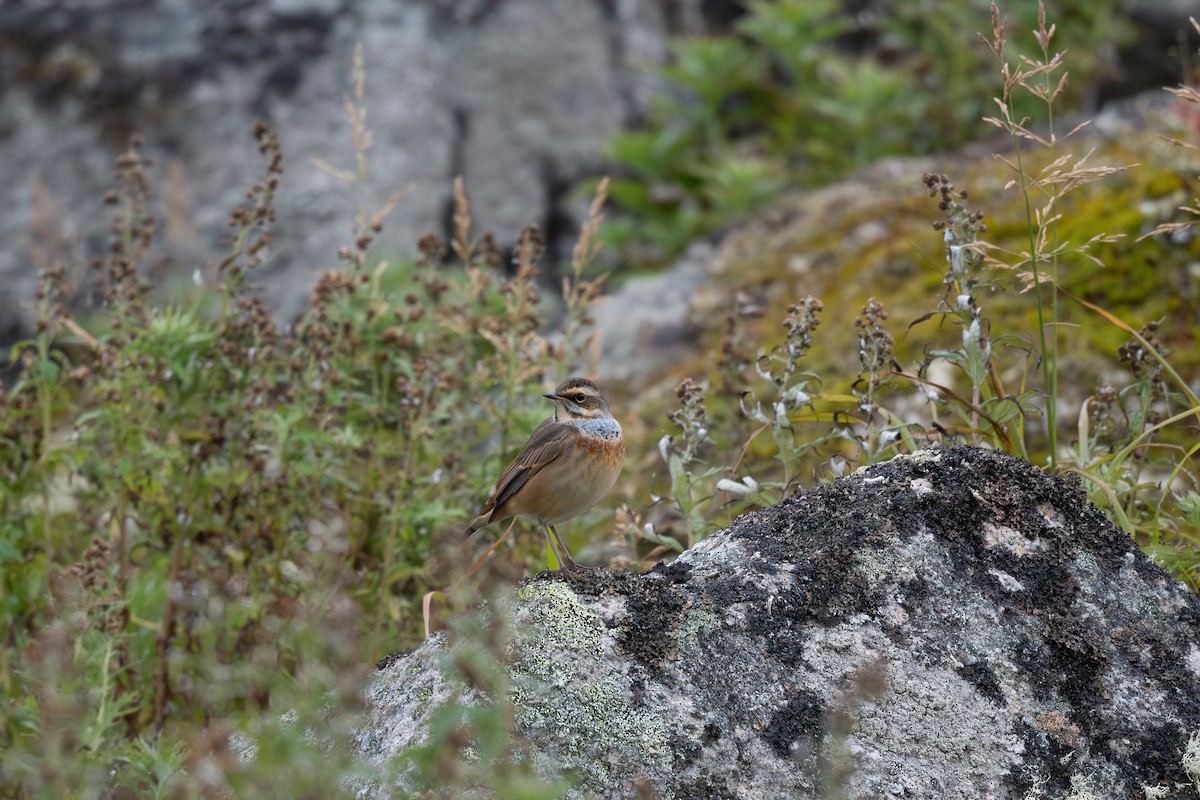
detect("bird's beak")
(543, 392), (563, 402)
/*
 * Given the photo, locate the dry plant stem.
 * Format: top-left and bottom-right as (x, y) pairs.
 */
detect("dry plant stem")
(316, 42), (409, 273)
(980, 2), (1123, 467)
(421, 591), (444, 639)
(990, 2), (1057, 465)
(1032, 3), (1062, 466)
(451, 176), (475, 263)
(467, 521), (515, 577)
(1066, 289), (1199, 408)
(892, 366), (1015, 451)
(33, 330), (56, 562)
(561, 177), (610, 370)
(349, 42), (370, 221)
(572, 177), (609, 273)
(152, 535), (183, 733)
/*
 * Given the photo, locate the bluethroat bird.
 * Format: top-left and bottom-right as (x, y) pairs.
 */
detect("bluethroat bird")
(466, 377), (625, 572)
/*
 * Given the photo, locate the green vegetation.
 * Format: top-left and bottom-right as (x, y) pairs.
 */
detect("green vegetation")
(644, 8), (1200, 591)
(2, 5), (1200, 798)
(601, 0), (1129, 267)
(1, 62), (605, 796)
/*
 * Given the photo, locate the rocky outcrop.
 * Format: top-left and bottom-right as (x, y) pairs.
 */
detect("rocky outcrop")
(357, 445), (1200, 798)
(0, 0), (713, 342)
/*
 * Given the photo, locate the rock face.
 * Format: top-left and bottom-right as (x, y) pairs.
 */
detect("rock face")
(357, 445), (1200, 799)
(0, 0), (705, 342)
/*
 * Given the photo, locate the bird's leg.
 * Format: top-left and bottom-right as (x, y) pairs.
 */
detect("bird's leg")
(537, 519), (568, 571)
(540, 520), (585, 572)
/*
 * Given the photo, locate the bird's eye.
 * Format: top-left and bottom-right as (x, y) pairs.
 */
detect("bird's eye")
(573, 393), (586, 403)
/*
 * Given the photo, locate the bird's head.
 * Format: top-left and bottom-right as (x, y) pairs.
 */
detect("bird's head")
(545, 377), (612, 421)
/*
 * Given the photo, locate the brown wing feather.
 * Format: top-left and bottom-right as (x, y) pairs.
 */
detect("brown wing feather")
(479, 419), (574, 523)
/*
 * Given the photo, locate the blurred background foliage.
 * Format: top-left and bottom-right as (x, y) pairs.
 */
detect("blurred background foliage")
(599, 0), (1135, 267)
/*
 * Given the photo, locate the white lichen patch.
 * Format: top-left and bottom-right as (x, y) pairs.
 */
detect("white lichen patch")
(674, 533), (748, 579)
(1183, 729), (1200, 790)
(909, 477), (934, 497)
(1063, 772), (1106, 800)
(1188, 644), (1200, 678)
(884, 529), (948, 585)
(1036, 503), (1066, 529)
(894, 448), (944, 466)
(844, 658), (1024, 798)
(982, 522), (1042, 556)
(987, 568), (1025, 593)
(589, 592), (628, 625)
(878, 596), (909, 627)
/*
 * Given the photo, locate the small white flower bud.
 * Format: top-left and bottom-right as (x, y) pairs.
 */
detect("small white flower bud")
(716, 478), (753, 497)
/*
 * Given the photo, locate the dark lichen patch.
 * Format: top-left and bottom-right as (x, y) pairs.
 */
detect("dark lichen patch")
(980, 557), (1080, 618)
(1109, 621), (1157, 670)
(957, 661), (1004, 707)
(610, 573), (690, 673)
(728, 489), (889, 629)
(1042, 610), (1110, 718)
(629, 672), (648, 708)
(674, 779), (737, 800)
(758, 612), (810, 669)
(1009, 720), (1075, 797)
(889, 573), (932, 617)
(1011, 633), (1054, 703)
(671, 729), (702, 771)
(376, 651), (404, 670)
(1107, 616), (1200, 766)
(671, 718), (728, 773)
(699, 569), (771, 613)
(1119, 721), (1199, 790)
(1132, 605), (1200, 706)
(762, 690), (825, 760)
(646, 558), (693, 584)
(527, 565), (642, 595)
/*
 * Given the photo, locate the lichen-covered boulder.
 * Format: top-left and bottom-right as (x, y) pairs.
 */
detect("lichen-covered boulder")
(357, 445), (1200, 798)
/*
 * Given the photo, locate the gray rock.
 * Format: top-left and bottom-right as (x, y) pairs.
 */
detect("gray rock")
(0, 0), (687, 343)
(356, 445), (1200, 798)
(591, 240), (712, 388)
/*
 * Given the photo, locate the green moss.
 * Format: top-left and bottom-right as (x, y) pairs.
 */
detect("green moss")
(507, 581), (674, 792)
(675, 605), (717, 659)
(514, 581), (607, 662)
(687, 132), (1200, 394)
